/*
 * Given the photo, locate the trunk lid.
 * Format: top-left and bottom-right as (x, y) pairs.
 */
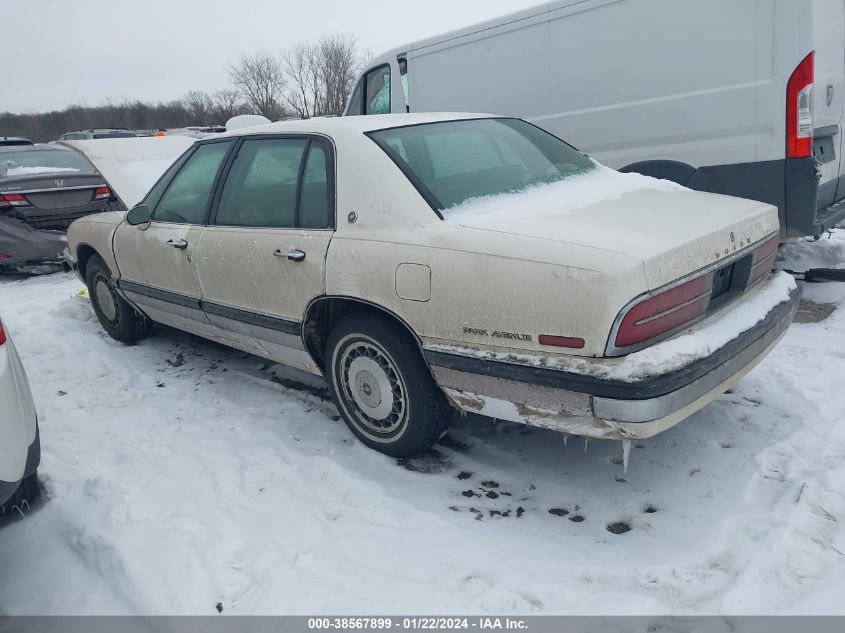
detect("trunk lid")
(445, 171), (779, 289)
(59, 136), (197, 209)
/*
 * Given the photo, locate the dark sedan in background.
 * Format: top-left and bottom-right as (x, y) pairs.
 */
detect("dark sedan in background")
(0, 144), (114, 271)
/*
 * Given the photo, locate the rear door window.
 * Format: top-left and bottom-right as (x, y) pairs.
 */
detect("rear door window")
(215, 138), (307, 228)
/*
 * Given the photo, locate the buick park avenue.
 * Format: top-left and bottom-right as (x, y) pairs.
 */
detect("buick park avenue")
(63, 114), (799, 457)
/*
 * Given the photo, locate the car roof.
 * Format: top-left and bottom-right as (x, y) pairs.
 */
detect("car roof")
(0, 136), (34, 146)
(0, 143), (74, 154)
(215, 112), (497, 140)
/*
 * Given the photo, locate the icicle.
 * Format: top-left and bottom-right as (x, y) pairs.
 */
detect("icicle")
(622, 439), (632, 474)
(583, 437), (590, 453)
(562, 433), (569, 446)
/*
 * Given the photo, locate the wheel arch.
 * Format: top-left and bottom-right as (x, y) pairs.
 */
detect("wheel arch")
(75, 243), (101, 279)
(618, 159), (699, 186)
(302, 296), (426, 373)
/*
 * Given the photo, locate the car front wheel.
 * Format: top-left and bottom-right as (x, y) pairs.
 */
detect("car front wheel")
(85, 254), (152, 344)
(325, 312), (449, 458)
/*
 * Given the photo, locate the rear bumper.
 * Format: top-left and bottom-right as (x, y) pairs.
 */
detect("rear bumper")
(0, 424), (40, 508)
(425, 280), (800, 440)
(0, 215), (67, 267)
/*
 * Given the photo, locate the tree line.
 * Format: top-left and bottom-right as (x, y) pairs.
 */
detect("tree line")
(0, 33), (366, 142)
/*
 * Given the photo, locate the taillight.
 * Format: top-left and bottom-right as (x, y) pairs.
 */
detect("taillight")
(0, 193), (28, 207)
(614, 276), (710, 349)
(0, 322), (6, 346)
(748, 233), (779, 287)
(94, 186), (111, 200)
(786, 51), (814, 159)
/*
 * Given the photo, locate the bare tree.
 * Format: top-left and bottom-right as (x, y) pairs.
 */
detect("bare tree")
(281, 33), (364, 118)
(281, 42), (320, 118)
(318, 33), (361, 116)
(210, 88), (249, 123)
(183, 90), (213, 125)
(228, 51), (286, 120)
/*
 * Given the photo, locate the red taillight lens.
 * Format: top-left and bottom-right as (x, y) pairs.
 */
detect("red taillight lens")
(0, 322), (6, 346)
(786, 51), (814, 159)
(748, 234), (779, 287)
(0, 193), (28, 207)
(94, 186), (111, 200)
(615, 276), (709, 348)
(538, 334), (585, 349)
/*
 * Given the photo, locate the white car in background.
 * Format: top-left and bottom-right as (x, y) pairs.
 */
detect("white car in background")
(0, 317), (40, 517)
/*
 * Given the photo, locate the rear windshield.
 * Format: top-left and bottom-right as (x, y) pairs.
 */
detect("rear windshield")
(93, 132), (137, 139)
(368, 118), (596, 212)
(0, 149), (97, 177)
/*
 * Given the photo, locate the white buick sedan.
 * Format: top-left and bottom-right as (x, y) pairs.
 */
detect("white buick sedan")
(64, 114), (799, 457)
(0, 317), (40, 516)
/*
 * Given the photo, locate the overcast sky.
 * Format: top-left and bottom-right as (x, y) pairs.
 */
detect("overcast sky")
(3, 0), (542, 113)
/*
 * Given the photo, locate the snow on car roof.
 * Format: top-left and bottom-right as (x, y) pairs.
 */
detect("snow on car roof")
(218, 112), (498, 139)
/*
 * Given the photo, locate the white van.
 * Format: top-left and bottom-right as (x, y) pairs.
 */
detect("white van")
(346, 0), (845, 239)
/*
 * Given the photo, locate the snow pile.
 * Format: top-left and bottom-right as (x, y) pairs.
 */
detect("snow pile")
(5, 166), (81, 176)
(778, 228), (845, 272)
(443, 166), (687, 224)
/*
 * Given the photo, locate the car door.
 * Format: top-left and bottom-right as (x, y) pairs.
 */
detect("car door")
(195, 135), (334, 372)
(113, 140), (234, 332)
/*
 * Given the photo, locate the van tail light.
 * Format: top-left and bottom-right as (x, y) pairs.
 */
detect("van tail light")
(614, 276), (710, 349)
(0, 322), (6, 346)
(748, 233), (779, 287)
(786, 51), (814, 159)
(94, 186), (111, 200)
(0, 193), (28, 207)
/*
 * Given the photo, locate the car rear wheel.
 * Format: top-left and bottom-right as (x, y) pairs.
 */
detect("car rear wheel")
(85, 254), (152, 344)
(325, 312), (450, 458)
(0, 472), (40, 519)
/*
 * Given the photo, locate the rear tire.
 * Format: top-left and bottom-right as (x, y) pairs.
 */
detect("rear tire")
(0, 472), (40, 518)
(85, 254), (152, 344)
(325, 311), (450, 458)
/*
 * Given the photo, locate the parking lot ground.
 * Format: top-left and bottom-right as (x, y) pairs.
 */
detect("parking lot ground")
(1, 232), (844, 615)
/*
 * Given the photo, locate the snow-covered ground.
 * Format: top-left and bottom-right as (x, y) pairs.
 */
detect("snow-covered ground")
(1, 233), (844, 615)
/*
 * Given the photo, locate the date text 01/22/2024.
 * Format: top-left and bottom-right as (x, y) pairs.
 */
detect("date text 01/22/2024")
(307, 617), (529, 630)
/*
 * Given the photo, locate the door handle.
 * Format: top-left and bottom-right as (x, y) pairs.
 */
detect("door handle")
(274, 249), (306, 262)
(166, 239), (188, 249)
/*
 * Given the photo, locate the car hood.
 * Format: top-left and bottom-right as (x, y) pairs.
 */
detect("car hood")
(443, 169), (779, 289)
(59, 136), (196, 209)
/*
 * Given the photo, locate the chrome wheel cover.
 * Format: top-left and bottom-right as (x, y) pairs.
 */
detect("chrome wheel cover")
(337, 338), (407, 436)
(93, 273), (118, 324)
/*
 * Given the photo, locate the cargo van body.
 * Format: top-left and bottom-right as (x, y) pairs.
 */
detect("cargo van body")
(345, 0), (845, 238)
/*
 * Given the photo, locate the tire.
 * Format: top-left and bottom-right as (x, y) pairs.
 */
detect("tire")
(85, 254), (153, 344)
(0, 472), (40, 518)
(325, 311), (450, 458)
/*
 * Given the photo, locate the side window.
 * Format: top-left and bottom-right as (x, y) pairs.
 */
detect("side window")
(215, 138), (307, 228)
(365, 65), (391, 115)
(153, 141), (232, 224)
(141, 149), (193, 211)
(299, 144), (331, 229)
(346, 80), (364, 116)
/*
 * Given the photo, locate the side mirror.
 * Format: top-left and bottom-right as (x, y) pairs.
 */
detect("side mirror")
(126, 205), (151, 226)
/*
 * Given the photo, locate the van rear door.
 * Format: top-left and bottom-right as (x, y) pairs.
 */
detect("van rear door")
(813, 0), (845, 209)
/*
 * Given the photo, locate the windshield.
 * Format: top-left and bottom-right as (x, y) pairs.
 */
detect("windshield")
(368, 118), (596, 213)
(0, 149), (98, 177)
